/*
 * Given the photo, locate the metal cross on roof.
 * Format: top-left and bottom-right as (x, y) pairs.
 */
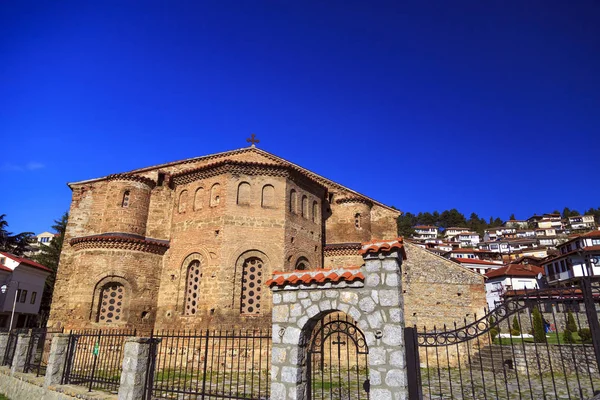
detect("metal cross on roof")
(246, 133), (260, 147)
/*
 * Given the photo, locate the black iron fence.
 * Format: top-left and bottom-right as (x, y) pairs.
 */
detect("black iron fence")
(24, 327), (64, 376)
(144, 329), (271, 400)
(406, 277), (600, 400)
(62, 329), (136, 393)
(2, 328), (27, 367)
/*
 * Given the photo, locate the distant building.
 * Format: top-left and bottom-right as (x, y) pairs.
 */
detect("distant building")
(25, 231), (57, 257)
(452, 258), (503, 276)
(444, 227), (470, 238)
(451, 231), (480, 248)
(568, 215), (597, 231)
(0, 252), (51, 329)
(542, 230), (600, 287)
(528, 213), (563, 229)
(484, 264), (543, 310)
(504, 219), (528, 229)
(413, 225), (438, 240)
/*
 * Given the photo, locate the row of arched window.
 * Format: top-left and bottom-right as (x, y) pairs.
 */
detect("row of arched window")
(289, 189), (319, 223)
(177, 182), (278, 213)
(94, 252), (311, 324)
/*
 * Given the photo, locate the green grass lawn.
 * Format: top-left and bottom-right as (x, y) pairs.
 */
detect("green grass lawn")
(493, 331), (587, 345)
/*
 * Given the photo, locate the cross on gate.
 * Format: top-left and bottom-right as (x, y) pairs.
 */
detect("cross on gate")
(332, 334), (346, 358)
(246, 133), (260, 147)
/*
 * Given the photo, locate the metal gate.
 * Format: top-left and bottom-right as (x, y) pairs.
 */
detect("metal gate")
(308, 313), (369, 400)
(405, 277), (600, 399)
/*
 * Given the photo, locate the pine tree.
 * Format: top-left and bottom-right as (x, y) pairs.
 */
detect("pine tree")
(566, 310), (577, 332)
(532, 307), (546, 343)
(0, 214), (35, 256)
(512, 316), (521, 334)
(34, 212), (68, 327)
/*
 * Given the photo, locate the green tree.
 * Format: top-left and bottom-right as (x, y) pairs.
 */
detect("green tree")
(0, 214), (34, 256)
(532, 307), (547, 343)
(512, 316), (521, 334)
(397, 212), (416, 238)
(33, 212), (68, 327)
(566, 310), (577, 332)
(563, 328), (575, 344)
(439, 209), (467, 229)
(509, 213), (516, 221)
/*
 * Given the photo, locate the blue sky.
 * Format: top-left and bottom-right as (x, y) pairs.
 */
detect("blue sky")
(1, 1), (599, 234)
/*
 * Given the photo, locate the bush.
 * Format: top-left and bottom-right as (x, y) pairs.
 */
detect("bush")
(563, 328), (575, 344)
(578, 328), (592, 343)
(490, 328), (499, 340)
(532, 307), (547, 343)
(566, 311), (577, 332)
(511, 329), (521, 336)
(512, 316), (521, 334)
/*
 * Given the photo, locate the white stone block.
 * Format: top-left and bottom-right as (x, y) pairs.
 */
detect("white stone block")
(319, 300), (331, 312)
(348, 306), (361, 322)
(271, 382), (286, 400)
(379, 290), (399, 307)
(359, 297), (375, 313)
(367, 311), (383, 329)
(389, 308), (402, 323)
(382, 325), (403, 346)
(273, 293), (282, 304)
(306, 304), (320, 318)
(283, 292), (298, 303)
(340, 291), (359, 305)
(273, 305), (290, 322)
(290, 303), (302, 317)
(370, 369), (382, 385)
(371, 388), (392, 400)
(310, 291), (322, 301)
(389, 350), (406, 368)
(369, 347), (386, 365)
(281, 366), (298, 383)
(325, 290), (339, 298)
(385, 273), (399, 287)
(298, 291), (309, 299)
(283, 327), (301, 345)
(365, 274), (380, 287)
(385, 369), (406, 387)
(272, 347), (287, 363)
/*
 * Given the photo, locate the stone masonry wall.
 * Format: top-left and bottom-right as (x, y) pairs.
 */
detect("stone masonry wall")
(270, 240), (408, 400)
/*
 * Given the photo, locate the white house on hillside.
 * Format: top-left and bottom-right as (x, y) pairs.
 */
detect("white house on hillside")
(413, 225), (438, 240)
(0, 252), (51, 329)
(452, 258), (503, 276)
(542, 230), (600, 287)
(444, 227), (470, 238)
(484, 264), (543, 310)
(451, 231), (480, 248)
(569, 215), (597, 231)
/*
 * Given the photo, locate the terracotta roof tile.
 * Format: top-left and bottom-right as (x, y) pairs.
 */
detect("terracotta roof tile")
(358, 238), (407, 259)
(266, 267), (365, 288)
(0, 252), (52, 273)
(485, 264), (544, 279)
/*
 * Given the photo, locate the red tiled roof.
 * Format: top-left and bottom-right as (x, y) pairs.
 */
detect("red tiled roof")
(414, 225), (437, 229)
(484, 264), (544, 279)
(266, 266), (364, 288)
(453, 258), (503, 266)
(0, 252), (52, 273)
(359, 238), (407, 259)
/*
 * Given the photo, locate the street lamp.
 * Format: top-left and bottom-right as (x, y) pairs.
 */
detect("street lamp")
(0, 281), (19, 331)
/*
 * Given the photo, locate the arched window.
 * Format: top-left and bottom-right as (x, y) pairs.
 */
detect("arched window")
(178, 190), (188, 213)
(261, 185), (275, 208)
(240, 257), (263, 315)
(289, 189), (297, 213)
(312, 201), (319, 223)
(194, 187), (204, 211)
(237, 182), (251, 206)
(295, 257), (310, 270)
(301, 196), (308, 218)
(185, 260), (202, 315)
(97, 282), (125, 324)
(122, 191), (130, 207)
(210, 183), (221, 207)
(355, 213), (361, 229)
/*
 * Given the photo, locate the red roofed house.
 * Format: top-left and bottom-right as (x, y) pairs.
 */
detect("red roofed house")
(0, 252), (51, 329)
(452, 257), (503, 276)
(542, 230), (600, 287)
(484, 264), (543, 310)
(413, 225), (438, 240)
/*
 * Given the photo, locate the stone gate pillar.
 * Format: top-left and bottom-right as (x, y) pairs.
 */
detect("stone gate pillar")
(268, 238), (409, 400)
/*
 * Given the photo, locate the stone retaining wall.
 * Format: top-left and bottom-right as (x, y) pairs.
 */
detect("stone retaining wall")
(513, 343), (598, 375)
(0, 366), (117, 400)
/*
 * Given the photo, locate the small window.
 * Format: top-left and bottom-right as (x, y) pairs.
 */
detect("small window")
(20, 290), (27, 303)
(30, 292), (37, 304)
(261, 185), (275, 208)
(157, 172), (165, 186)
(295, 257), (310, 270)
(301, 195), (308, 218)
(237, 182), (251, 206)
(210, 183), (221, 207)
(355, 213), (361, 229)
(122, 191), (130, 207)
(178, 190), (188, 213)
(312, 201), (319, 222)
(194, 187), (204, 211)
(0, 257), (5, 265)
(289, 189), (297, 213)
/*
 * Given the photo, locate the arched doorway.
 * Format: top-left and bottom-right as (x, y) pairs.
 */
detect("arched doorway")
(308, 312), (369, 400)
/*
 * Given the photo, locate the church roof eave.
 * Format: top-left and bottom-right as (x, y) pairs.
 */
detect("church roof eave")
(66, 146), (401, 215)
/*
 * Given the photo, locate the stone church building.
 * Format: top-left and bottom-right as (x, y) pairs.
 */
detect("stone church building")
(48, 144), (485, 332)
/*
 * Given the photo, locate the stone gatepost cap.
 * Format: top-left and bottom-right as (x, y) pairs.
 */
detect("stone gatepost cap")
(359, 237), (407, 259)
